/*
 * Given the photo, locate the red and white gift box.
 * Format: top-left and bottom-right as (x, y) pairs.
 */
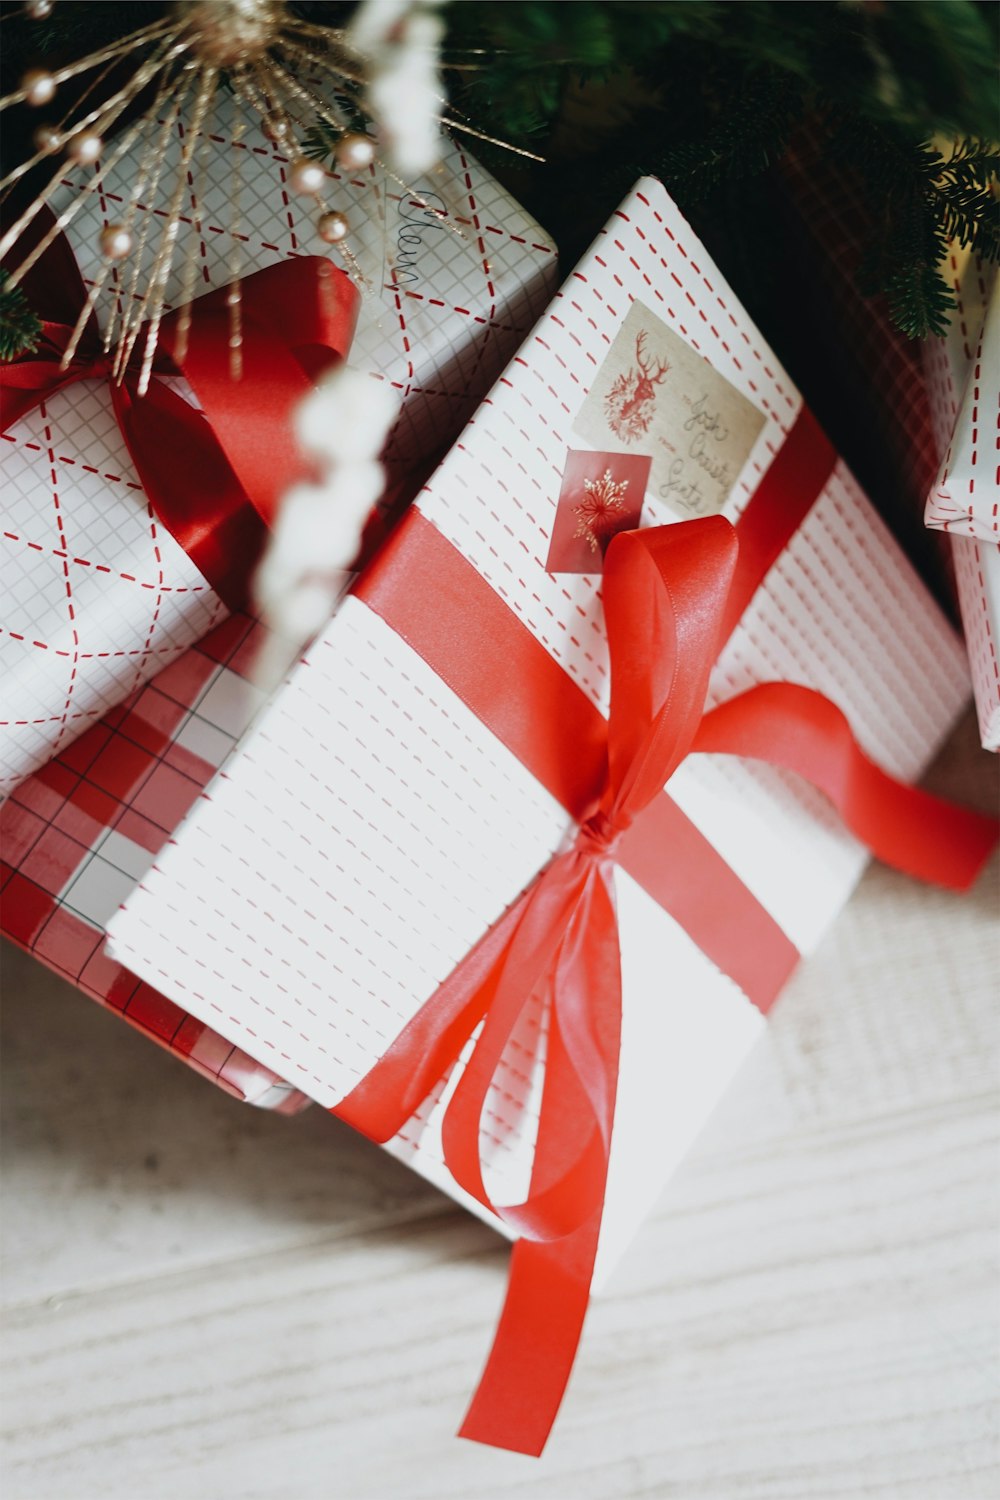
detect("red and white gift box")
(923, 249), (1000, 751)
(1, 100), (556, 789)
(106, 179), (991, 1448)
(1, 607), (311, 1111)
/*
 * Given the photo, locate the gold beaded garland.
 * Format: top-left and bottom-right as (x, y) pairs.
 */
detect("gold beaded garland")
(22, 69), (56, 108)
(334, 132), (376, 172)
(317, 209), (349, 244)
(99, 223), (133, 260)
(0, 0), (534, 392)
(288, 157), (326, 196)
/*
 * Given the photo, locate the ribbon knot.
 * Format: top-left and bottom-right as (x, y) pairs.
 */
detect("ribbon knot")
(54, 342), (111, 384)
(573, 809), (623, 858)
(1, 209), (360, 608)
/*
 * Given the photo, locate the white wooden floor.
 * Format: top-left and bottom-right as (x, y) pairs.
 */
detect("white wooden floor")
(2, 710), (998, 1500)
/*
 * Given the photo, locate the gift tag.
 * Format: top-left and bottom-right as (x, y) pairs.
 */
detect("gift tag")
(574, 300), (766, 519)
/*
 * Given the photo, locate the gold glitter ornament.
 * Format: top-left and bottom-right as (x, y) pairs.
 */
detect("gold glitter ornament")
(262, 113), (294, 146)
(0, 0), (541, 388)
(174, 0), (284, 68)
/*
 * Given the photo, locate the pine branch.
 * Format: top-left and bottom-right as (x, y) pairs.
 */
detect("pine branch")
(655, 71), (804, 201)
(823, 121), (997, 338)
(881, 257), (956, 341)
(925, 140), (1000, 259)
(3, 0), (997, 344)
(0, 272), (41, 362)
(302, 121), (341, 161)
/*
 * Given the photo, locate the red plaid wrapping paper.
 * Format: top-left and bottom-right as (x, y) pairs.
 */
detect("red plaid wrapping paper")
(779, 132), (941, 530)
(1, 610), (307, 1110)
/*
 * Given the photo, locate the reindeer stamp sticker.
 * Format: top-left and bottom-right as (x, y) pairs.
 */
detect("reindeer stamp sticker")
(573, 301), (766, 520)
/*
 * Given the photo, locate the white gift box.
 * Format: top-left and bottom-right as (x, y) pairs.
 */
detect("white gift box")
(0, 97), (556, 790)
(108, 177), (972, 1292)
(922, 250), (1000, 751)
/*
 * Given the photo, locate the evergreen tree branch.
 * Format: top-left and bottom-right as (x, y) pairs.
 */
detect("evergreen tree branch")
(0, 272), (41, 362)
(2, 0), (997, 342)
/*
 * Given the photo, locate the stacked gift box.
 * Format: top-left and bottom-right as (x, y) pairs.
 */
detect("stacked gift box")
(1, 102), (557, 1107)
(779, 130), (1000, 754)
(2, 121), (996, 1452)
(922, 250), (999, 752)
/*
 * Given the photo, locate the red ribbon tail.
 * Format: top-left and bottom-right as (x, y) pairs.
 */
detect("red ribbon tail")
(459, 1223), (599, 1457)
(458, 868), (621, 1455)
(693, 682), (998, 890)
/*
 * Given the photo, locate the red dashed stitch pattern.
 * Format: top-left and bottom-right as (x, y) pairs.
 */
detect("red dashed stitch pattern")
(954, 536), (1000, 750)
(419, 181), (801, 717)
(106, 177), (969, 1224)
(1, 529), (210, 591)
(3, 432), (145, 490)
(917, 246), (1000, 749)
(40, 412), (82, 763)
(924, 251), (997, 542)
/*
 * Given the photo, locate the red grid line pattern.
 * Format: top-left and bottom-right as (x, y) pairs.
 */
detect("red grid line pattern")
(1, 610), (309, 1112)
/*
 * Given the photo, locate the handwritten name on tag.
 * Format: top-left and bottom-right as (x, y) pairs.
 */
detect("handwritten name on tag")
(573, 301), (765, 519)
(391, 188), (450, 287)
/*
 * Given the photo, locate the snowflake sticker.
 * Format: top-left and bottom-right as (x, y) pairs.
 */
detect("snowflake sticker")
(546, 449), (651, 574)
(573, 469), (630, 554)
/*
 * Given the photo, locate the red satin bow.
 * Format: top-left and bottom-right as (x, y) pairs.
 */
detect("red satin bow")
(338, 509), (997, 1456)
(1, 210), (359, 608)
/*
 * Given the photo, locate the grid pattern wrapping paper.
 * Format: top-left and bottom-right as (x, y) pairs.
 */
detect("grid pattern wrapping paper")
(109, 179), (971, 1280)
(1, 608), (311, 1110)
(923, 250), (1000, 751)
(1, 95), (557, 788)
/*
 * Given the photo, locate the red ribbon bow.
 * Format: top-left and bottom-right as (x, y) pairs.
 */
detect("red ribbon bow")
(1, 210), (360, 608)
(338, 487), (997, 1455)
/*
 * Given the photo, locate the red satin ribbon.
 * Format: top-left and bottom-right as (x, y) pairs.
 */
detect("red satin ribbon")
(1, 209), (359, 608)
(338, 413), (997, 1457)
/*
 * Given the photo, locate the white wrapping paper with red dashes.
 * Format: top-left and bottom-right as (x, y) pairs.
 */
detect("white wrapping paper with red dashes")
(1, 98), (556, 791)
(109, 178), (971, 1283)
(923, 249), (1000, 751)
